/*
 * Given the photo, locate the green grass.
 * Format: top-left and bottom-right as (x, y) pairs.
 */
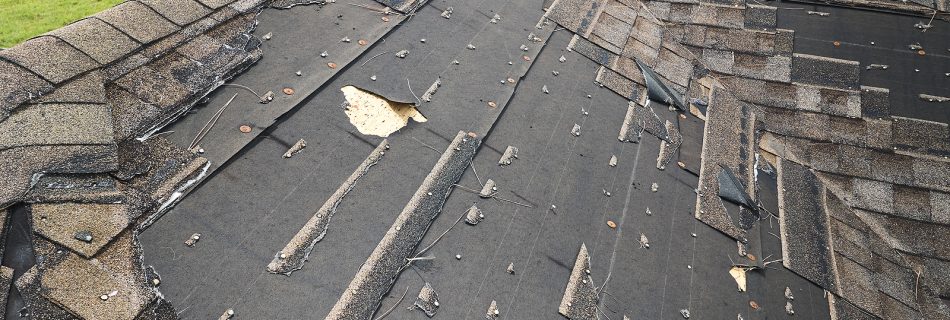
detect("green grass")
(0, 0), (125, 48)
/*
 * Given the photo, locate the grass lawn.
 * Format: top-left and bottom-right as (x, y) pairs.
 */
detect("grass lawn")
(0, 0), (125, 48)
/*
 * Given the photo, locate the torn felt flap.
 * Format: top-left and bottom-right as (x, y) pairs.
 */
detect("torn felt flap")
(341, 86), (427, 137)
(637, 59), (686, 111)
(717, 165), (757, 211)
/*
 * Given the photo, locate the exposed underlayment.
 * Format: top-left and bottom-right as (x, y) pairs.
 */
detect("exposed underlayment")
(267, 140), (389, 275)
(326, 131), (479, 319)
(341, 86), (428, 137)
(1, 0), (949, 318)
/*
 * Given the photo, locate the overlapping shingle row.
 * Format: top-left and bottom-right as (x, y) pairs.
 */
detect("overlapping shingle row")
(0, 0), (269, 318)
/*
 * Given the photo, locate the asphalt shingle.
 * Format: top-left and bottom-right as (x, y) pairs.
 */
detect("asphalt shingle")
(138, 0), (212, 26)
(96, 1), (180, 43)
(51, 18), (140, 64)
(0, 36), (99, 84)
(0, 60), (54, 120)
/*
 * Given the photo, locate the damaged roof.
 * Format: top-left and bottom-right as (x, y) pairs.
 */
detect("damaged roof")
(1, 0), (949, 319)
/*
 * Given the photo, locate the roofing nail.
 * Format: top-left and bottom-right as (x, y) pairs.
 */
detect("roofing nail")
(420, 38), (426, 43)
(341, 37), (351, 43)
(467, 43), (476, 50)
(320, 51), (328, 58)
(371, 75), (377, 81)
(785, 287), (795, 300)
(749, 300), (759, 310)
(455, 254), (462, 260)
(520, 44), (529, 51)
(508, 61), (513, 65)
(239, 125), (252, 133)
(453, 59), (460, 65)
(786, 301), (795, 315)
(295, 71), (302, 76)
(645, 208), (652, 215)
(185, 233), (202, 246)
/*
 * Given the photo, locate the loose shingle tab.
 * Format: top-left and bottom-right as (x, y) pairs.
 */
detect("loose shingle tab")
(138, 0), (213, 26)
(0, 36), (99, 84)
(791, 53), (861, 90)
(778, 159), (836, 291)
(0, 103), (114, 150)
(96, 1), (180, 43)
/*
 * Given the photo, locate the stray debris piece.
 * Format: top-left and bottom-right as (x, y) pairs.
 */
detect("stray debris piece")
(320, 51), (328, 58)
(74, 231), (93, 243)
(464, 204), (484, 225)
(785, 301), (795, 315)
(520, 44), (529, 51)
(480, 179), (497, 198)
(261, 91), (275, 103)
(420, 38), (426, 43)
(358, 39), (368, 46)
(498, 146), (519, 165)
(453, 59), (460, 65)
(456, 254), (462, 260)
(467, 43), (476, 50)
(506, 263), (515, 274)
(650, 183), (658, 192)
(806, 11), (830, 16)
(441, 7), (453, 19)
(553, 70), (559, 76)
(645, 208), (652, 216)
(737, 241), (748, 257)
(395, 50), (409, 58)
(371, 75), (377, 81)
(609, 155), (618, 167)
(915, 22), (932, 30)
(413, 283), (440, 317)
(295, 70), (302, 76)
(729, 267), (749, 292)
(283, 139), (307, 158)
(185, 233), (201, 247)
(866, 64), (888, 70)
(486, 300), (500, 319)
(489, 13), (501, 23)
(909, 43), (923, 50)
(680, 309), (691, 318)
(749, 300), (759, 310)
(421, 78), (441, 102)
(603, 189), (611, 197)
(559, 55), (566, 63)
(341, 37), (351, 43)
(570, 124), (581, 136)
(219, 309), (234, 320)
(785, 287), (795, 300)
(542, 85), (549, 94)
(262, 32), (273, 40)
(639, 233), (650, 248)
(528, 33), (542, 42)
(607, 220), (617, 228)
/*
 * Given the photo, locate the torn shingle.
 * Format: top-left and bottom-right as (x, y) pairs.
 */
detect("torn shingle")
(267, 140), (388, 275)
(413, 282), (440, 317)
(326, 131), (479, 320)
(777, 159), (836, 291)
(558, 243), (598, 319)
